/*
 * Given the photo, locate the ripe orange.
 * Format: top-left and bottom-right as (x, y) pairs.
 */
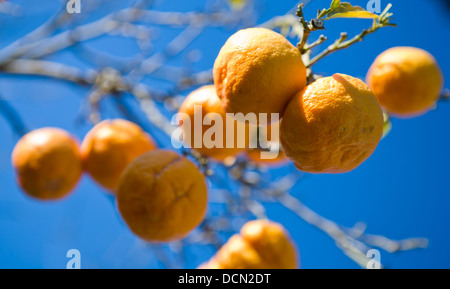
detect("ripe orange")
(200, 220), (298, 269)
(11, 128), (83, 200)
(366, 47), (444, 117)
(81, 119), (156, 194)
(280, 74), (384, 174)
(178, 85), (248, 161)
(117, 150), (208, 242)
(213, 27), (307, 124)
(246, 123), (289, 166)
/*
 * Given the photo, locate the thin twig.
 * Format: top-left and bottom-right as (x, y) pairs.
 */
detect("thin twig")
(303, 34), (327, 52)
(296, 4), (326, 54)
(0, 93), (29, 137)
(440, 89), (450, 101)
(306, 4), (395, 68)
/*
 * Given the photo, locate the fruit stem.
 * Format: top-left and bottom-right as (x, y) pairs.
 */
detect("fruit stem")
(302, 34), (327, 53)
(306, 23), (381, 68)
(305, 3), (396, 68)
(296, 4), (325, 54)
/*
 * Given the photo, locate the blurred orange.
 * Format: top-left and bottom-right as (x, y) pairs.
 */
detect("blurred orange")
(11, 128), (83, 200)
(200, 219), (298, 269)
(118, 150), (208, 242)
(367, 46), (443, 117)
(178, 85), (248, 161)
(81, 119), (156, 194)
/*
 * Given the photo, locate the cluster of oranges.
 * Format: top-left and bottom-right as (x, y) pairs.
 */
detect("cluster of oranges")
(10, 25), (443, 269)
(184, 27), (443, 174)
(11, 119), (209, 244)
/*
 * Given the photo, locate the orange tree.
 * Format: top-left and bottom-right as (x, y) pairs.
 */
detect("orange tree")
(0, 0), (448, 268)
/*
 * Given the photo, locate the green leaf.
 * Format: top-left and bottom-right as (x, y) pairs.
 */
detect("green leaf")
(318, 8), (330, 18)
(330, 0), (341, 10)
(382, 112), (392, 139)
(318, 0), (341, 18)
(324, 2), (379, 20)
(228, 0), (247, 11)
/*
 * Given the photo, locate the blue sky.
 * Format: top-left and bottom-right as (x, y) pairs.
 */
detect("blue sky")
(0, 0), (449, 269)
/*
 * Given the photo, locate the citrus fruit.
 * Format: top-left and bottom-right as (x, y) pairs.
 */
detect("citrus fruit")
(213, 27), (307, 124)
(366, 47), (443, 117)
(200, 220), (298, 269)
(117, 150), (208, 242)
(11, 128), (83, 200)
(178, 85), (248, 161)
(280, 74), (384, 174)
(81, 119), (156, 193)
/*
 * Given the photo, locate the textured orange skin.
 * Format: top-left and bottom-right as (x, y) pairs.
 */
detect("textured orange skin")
(81, 119), (156, 194)
(11, 128), (83, 200)
(367, 47), (443, 117)
(213, 28), (307, 124)
(178, 85), (248, 161)
(117, 150), (208, 242)
(281, 74), (384, 174)
(246, 123), (289, 166)
(200, 220), (298, 269)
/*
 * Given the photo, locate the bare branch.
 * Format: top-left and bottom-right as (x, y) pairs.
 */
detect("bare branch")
(1, 59), (96, 86)
(0, 1), (21, 16)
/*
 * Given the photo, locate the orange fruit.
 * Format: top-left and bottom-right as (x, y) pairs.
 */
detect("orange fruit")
(280, 74), (384, 174)
(200, 220), (298, 269)
(117, 150), (208, 242)
(178, 85), (248, 161)
(81, 119), (156, 194)
(246, 123), (289, 166)
(213, 27), (307, 124)
(11, 128), (83, 200)
(366, 47), (444, 117)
